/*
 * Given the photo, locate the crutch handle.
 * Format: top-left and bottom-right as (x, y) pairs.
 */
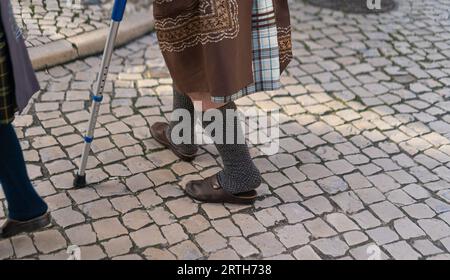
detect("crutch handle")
(112, 0), (127, 22)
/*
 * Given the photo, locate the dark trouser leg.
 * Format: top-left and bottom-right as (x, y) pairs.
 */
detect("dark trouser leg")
(203, 102), (262, 194)
(0, 124), (47, 221)
(168, 89), (198, 154)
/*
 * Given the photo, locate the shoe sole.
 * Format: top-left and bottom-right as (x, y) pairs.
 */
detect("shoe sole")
(185, 184), (257, 205)
(1, 213), (51, 239)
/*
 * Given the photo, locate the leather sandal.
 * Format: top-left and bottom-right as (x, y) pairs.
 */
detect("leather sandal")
(150, 122), (198, 162)
(0, 212), (51, 239)
(185, 174), (258, 205)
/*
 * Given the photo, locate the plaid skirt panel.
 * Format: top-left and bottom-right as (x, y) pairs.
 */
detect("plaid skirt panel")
(211, 0), (281, 103)
(0, 21), (15, 125)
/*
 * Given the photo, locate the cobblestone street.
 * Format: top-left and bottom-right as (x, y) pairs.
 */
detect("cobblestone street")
(13, 0), (152, 47)
(2, 0), (450, 260)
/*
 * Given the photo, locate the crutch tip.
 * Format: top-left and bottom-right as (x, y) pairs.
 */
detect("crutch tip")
(73, 173), (87, 188)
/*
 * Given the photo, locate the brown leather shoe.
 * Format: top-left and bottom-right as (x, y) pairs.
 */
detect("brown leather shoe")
(185, 174), (258, 205)
(0, 212), (51, 239)
(150, 122), (198, 162)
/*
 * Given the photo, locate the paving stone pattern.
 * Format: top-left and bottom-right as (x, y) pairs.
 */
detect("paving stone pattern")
(12, 0), (152, 48)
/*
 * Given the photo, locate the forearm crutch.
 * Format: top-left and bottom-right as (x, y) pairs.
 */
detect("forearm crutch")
(73, 0), (128, 188)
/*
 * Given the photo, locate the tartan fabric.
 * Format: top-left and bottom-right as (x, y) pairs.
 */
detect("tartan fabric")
(211, 0), (281, 103)
(0, 20), (14, 125)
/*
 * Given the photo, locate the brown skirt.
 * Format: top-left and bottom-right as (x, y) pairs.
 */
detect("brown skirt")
(153, 0), (292, 103)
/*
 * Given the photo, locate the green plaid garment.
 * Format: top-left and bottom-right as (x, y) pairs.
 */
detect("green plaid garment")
(0, 21), (15, 125)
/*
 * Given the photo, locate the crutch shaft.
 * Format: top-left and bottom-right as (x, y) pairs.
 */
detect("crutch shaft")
(77, 21), (120, 178)
(74, 0), (128, 188)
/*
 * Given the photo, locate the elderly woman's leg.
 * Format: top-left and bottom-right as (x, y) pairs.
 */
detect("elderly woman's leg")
(185, 101), (262, 204)
(0, 123), (49, 238)
(206, 101), (262, 193)
(151, 89), (198, 161)
(169, 89), (198, 153)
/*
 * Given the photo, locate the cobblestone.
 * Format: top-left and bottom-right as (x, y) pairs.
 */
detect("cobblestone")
(14, 0), (152, 48)
(249, 232), (285, 258)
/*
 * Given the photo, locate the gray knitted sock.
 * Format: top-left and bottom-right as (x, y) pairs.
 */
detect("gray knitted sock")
(168, 89), (198, 154)
(202, 102), (262, 194)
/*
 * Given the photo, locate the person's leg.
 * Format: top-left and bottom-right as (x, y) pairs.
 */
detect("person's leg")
(0, 123), (48, 221)
(202, 101), (262, 194)
(150, 89), (198, 161)
(185, 91), (227, 111)
(167, 89), (198, 154)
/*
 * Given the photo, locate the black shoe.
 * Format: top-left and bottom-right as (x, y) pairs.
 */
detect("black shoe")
(0, 212), (51, 239)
